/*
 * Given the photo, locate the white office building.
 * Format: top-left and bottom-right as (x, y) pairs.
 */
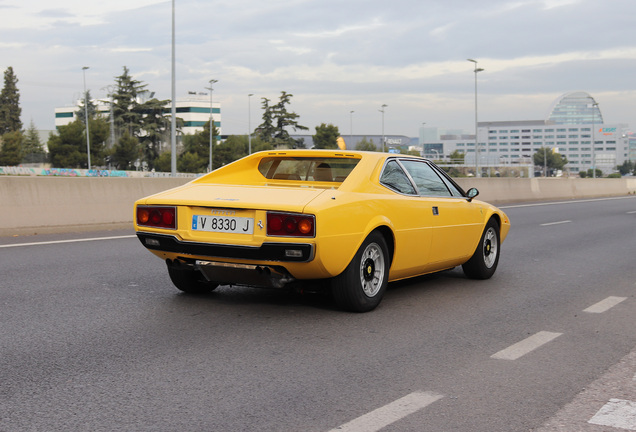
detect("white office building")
(422, 92), (629, 176)
(54, 92), (221, 139)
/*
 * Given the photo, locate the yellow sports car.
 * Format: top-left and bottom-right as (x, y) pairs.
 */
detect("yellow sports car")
(134, 149), (510, 312)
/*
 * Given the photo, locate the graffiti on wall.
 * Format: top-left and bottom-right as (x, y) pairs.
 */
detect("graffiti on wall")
(0, 166), (198, 178)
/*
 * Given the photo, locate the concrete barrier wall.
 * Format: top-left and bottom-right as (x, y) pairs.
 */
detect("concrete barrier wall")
(1, 176), (635, 235)
(0, 177), (191, 235)
(455, 177), (636, 205)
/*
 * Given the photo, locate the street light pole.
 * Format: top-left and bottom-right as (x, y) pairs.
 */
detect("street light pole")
(170, 0), (176, 176)
(82, 66), (91, 170)
(421, 122), (426, 156)
(592, 101), (599, 178)
(350, 110), (354, 146)
(467, 59), (484, 177)
(248, 93), (253, 154)
(380, 104), (387, 152)
(206, 79), (218, 172)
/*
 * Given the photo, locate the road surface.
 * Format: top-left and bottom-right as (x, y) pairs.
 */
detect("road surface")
(1, 196), (635, 431)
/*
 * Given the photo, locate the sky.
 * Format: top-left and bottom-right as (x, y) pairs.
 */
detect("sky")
(2, 0), (636, 138)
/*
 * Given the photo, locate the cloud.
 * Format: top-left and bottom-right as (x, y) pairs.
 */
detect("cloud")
(293, 18), (385, 38)
(542, 0), (581, 9)
(36, 8), (74, 18)
(109, 47), (154, 53)
(3, 0), (636, 137)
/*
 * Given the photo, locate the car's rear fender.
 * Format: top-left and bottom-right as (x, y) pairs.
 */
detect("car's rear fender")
(315, 215), (396, 279)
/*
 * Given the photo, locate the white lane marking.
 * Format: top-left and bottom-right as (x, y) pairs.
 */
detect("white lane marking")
(500, 196), (636, 209)
(491, 331), (562, 361)
(583, 296), (628, 313)
(627, 211), (636, 214)
(588, 399), (636, 430)
(0, 235), (136, 248)
(328, 391), (443, 432)
(540, 220), (571, 226)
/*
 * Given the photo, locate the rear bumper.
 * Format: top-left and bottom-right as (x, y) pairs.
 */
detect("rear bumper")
(136, 231), (315, 263)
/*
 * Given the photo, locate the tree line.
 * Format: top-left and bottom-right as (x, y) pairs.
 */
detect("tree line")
(0, 66), (363, 172)
(1, 66), (633, 176)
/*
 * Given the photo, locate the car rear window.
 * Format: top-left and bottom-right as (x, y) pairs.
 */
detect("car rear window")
(258, 157), (360, 182)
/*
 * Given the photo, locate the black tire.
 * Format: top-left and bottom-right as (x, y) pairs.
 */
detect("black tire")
(462, 218), (500, 280)
(167, 262), (218, 294)
(331, 232), (390, 312)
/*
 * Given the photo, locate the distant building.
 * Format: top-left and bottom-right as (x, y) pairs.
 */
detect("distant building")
(291, 134), (414, 151)
(420, 91), (628, 176)
(54, 92), (221, 140)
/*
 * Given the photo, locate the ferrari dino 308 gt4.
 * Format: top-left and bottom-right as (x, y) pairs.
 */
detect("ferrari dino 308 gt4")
(135, 150), (510, 312)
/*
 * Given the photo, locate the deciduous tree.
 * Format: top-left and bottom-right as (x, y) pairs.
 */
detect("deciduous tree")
(47, 118), (109, 168)
(0, 130), (23, 165)
(313, 123), (339, 149)
(180, 120), (220, 171)
(48, 120), (86, 168)
(533, 147), (568, 175)
(355, 137), (377, 151)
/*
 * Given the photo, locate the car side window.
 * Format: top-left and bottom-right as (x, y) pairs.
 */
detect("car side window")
(380, 160), (417, 195)
(400, 160), (452, 197)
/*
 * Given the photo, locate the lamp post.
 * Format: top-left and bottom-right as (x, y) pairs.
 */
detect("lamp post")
(248, 93), (253, 154)
(82, 66), (91, 170)
(467, 59), (484, 177)
(350, 110), (354, 146)
(170, 0), (176, 176)
(380, 104), (387, 152)
(591, 102), (599, 178)
(421, 122), (426, 156)
(206, 79), (218, 172)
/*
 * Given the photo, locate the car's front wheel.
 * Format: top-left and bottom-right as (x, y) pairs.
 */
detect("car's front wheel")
(331, 232), (389, 312)
(167, 261), (218, 294)
(462, 218), (500, 279)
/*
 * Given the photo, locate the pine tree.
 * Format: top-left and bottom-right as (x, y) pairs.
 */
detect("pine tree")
(112, 66), (148, 138)
(76, 90), (97, 123)
(112, 131), (139, 170)
(22, 120), (46, 164)
(110, 66), (171, 169)
(256, 92), (307, 148)
(0, 67), (22, 134)
(138, 97), (170, 165)
(256, 97), (276, 143)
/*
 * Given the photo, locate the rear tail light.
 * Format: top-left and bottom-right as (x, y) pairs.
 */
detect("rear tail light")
(266, 212), (315, 237)
(137, 206), (177, 229)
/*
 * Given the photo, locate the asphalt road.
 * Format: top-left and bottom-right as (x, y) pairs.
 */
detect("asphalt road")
(1, 196), (635, 432)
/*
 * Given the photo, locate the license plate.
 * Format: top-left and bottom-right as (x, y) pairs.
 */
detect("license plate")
(191, 214), (254, 234)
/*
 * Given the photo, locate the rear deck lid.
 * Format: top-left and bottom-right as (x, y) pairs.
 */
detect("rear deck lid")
(143, 183), (329, 213)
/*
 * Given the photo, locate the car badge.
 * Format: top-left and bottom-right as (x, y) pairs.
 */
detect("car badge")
(258, 220), (264, 230)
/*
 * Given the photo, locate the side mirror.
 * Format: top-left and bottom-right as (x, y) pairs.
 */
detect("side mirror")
(466, 187), (479, 202)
